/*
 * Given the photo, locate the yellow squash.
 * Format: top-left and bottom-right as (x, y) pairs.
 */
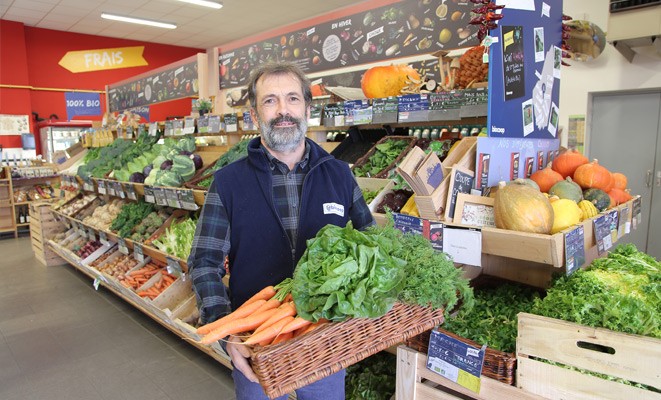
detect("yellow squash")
(551, 199), (583, 234)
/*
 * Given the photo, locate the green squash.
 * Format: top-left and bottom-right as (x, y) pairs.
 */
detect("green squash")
(549, 177), (583, 203)
(583, 188), (611, 212)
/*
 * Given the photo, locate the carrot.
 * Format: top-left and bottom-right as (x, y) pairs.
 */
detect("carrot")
(277, 316), (311, 336)
(252, 302), (297, 334)
(238, 286), (276, 310)
(282, 293), (293, 303)
(243, 316), (294, 345)
(270, 331), (293, 345)
(196, 299), (267, 335)
(296, 320), (328, 337)
(252, 297), (281, 315)
(199, 307), (281, 344)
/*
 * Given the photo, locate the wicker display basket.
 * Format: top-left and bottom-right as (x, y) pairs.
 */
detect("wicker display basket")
(405, 328), (517, 385)
(250, 302), (444, 399)
(351, 136), (417, 179)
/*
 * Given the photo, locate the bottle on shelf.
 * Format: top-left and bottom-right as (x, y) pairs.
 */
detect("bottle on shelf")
(25, 207), (30, 224)
(18, 208), (25, 224)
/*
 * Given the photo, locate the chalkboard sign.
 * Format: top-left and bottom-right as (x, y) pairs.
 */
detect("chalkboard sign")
(372, 97), (398, 124)
(197, 116), (209, 133)
(224, 113), (238, 132)
(632, 197), (641, 230)
(501, 25), (525, 101)
(208, 115), (222, 133)
(564, 226), (585, 276)
(445, 165), (475, 222)
(593, 215), (612, 256)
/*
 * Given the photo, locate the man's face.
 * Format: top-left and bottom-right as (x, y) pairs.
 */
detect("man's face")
(251, 72), (309, 153)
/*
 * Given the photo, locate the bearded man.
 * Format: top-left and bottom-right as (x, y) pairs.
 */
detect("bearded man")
(188, 61), (374, 400)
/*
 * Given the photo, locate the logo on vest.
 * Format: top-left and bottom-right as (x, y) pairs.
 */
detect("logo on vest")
(323, 203), (345, 217)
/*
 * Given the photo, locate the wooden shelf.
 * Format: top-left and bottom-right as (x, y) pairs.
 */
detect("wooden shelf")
(14, 201), (33, 206)
(16, 223), (30, 227)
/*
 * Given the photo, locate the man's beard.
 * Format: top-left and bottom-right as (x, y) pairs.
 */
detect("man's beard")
(259, 115), (307, 153)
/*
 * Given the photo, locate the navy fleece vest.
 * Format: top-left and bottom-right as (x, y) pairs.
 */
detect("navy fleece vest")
(213, 138), (354, 308)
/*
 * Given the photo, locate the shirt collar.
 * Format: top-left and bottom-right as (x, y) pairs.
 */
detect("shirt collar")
(261, 140), (311, 172)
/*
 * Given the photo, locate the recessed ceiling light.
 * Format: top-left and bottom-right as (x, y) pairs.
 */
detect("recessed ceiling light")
(177, 0), (223, 9)
(101, 12), (177, 29)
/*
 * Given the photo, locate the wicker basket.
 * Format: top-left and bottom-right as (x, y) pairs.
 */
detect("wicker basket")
(405, 328), (517, 385)
(351, 136), (417, 179)
(250, 302), (444, 399)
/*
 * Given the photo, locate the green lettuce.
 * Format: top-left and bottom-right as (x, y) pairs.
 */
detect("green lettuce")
(292, 223), (406, 322)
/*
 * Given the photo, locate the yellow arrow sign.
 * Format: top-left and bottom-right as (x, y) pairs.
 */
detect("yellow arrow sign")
(58, 46), (148, 73)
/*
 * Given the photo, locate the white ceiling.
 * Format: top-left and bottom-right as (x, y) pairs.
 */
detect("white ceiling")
(1, 0), (364, 49)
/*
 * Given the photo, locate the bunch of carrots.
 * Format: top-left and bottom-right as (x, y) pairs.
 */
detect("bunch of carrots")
(197, 279), (328, 347)
(136, 272), (177, 300)
(118, 263), (162, 290)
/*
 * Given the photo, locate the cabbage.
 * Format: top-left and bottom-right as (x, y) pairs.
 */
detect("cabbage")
(129, 172), (145, 183)
(155, 170), (183, 187)
(190, 154), (203, 170)
(172, 155), (196, 181)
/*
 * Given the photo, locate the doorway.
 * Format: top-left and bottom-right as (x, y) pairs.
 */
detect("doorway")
(588, 89), (661, 259)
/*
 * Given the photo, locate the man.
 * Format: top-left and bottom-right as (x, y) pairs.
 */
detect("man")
(188, 61), (374, 399)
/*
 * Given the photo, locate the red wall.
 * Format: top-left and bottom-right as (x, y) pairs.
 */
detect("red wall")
(0, 19), (202, 155)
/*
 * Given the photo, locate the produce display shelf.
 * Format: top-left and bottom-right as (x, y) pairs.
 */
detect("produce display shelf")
(46, 239), (233, 370)
(16, 223), (30, 227)
(14, 201), (34, 206)
(396, 346), (543, 400)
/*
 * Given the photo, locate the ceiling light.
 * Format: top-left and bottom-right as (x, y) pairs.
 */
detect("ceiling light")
(177, 0), (223, 9)
(101, 12), (177, 29)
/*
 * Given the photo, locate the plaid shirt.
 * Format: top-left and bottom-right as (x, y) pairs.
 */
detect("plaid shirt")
(188, 142), (373, 324)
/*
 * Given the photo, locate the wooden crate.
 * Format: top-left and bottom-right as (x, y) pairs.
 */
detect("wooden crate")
(517, 313), (661, 400)
(396, 346), (544, 400)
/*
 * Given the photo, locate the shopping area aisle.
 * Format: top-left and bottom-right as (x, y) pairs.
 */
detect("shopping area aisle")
(0, 236), (236, 400)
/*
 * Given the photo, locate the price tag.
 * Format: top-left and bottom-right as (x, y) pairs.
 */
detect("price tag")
(164, 121), (174, 136)
(619, 206), (630, 236)
(197, 116), (209, 133)
(83, 179), (94, 192)
(173, 119), (184, 136)
(149, 123), (159, 137)
(60, 188), (66, 198)
(224, 113), (238, 132)
(126, 184), (137, 201)
(118, 237), (129, 255)
(631, 197), (641, 230)
(106, 181), (116, 197)
(607, 210), (619, 244)
(564, 226), (585, 276)
(97, 180), (107, 195)
(114, 182), (126, 199)
(593, 215), (612, 256)
(93, 278), (101, 291)
(76, 222), (86, 237)
(166, 256), (183, 277)
(178, 189), (199, 211)
(183, 117), (196, 135)
(153, 187), (168, 206)
(87, 226), (97, 240)
(133, 243), (145, 263)
(99, 231), (110, 246)
(208, 115), (222, 133)
(126, 126), (134, 139)
(166, 189), (182, 209)
(143, 186), (155, 203)
(426, 330), (485, 393)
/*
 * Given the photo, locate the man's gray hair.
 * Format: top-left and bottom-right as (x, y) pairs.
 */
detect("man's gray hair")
(247, 61), (313, 109)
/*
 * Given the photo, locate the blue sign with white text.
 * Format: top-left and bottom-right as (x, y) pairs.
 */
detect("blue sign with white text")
(65, 92), (101, 120)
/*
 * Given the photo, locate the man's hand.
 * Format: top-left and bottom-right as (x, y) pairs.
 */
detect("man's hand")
(226, 335), (259, 383)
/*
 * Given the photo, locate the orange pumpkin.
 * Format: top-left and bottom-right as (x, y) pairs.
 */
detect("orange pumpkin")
(361, 64), (420, 98)
(611, 172), (628, 190)
(530, 166), (563, 193)
(608, 188), (633, 206)
(573, 159), (613, 191)
(552, 150), (588, 178)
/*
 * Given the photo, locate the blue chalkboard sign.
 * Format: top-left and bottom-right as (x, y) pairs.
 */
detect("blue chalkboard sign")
(487, 0), (563, 139)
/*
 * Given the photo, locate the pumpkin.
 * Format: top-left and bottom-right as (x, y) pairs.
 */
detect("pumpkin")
(494, 181), (554, 234)
(548, 177), (583, 203)
(361, 64), (421, 98)
(611, 172), (628, 190)
(507, 178), (540, 191)
(552, 150), (588, 178)
(578, 199), (598, 221)
(573, 159), (613, 191)
(530, 166), (563, 193)
(608, 188), (633, 206)
(583, 188), (611, 212)
(551, 199), (583, 234)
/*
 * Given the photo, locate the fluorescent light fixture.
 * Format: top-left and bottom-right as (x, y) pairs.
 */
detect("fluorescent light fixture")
(177, 0), (223, 9)
(101, 12), (177, 29)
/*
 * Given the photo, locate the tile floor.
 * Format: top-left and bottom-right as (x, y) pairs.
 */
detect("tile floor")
(0, 236), (237, 400)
